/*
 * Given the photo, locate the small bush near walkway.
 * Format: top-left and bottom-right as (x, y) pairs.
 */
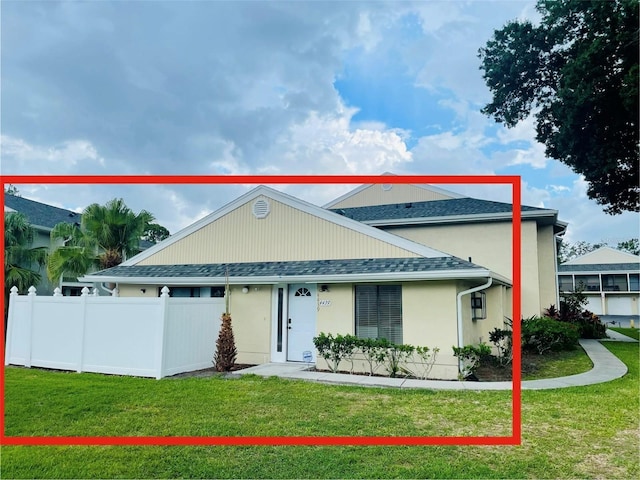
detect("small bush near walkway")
(521, 316), (579, 355)
(312, 333), (439, 379)
(546, 287), (607, 339)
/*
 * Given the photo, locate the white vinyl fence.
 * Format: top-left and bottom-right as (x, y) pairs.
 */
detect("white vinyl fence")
(5, 286), (226, 379)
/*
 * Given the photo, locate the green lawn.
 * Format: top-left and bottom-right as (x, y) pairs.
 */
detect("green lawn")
(522, 346), (593, 380)
(610, 327), (640, 340)
(2, 342), (638, 479)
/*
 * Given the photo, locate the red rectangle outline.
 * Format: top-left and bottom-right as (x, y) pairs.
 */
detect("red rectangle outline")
(1, 174), (522, 446)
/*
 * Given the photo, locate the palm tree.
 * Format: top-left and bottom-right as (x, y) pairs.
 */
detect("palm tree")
(47, 222), (100, 283)
(4, 213), (48, 318)
(47, 198), (154, 282)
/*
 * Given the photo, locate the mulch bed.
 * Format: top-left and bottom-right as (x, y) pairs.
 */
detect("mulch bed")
(473, 352), (554, 382)
(168, 364), (256, 379)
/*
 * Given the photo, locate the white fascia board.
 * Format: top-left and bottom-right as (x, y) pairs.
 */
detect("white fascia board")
(31, 224), (54, 233)
(363, 210), (558, 227)
(554, 220), (568, 236)
(122, 185), (451, 265)
(558, 268), (639, 275)
(80, 268), (511, 286)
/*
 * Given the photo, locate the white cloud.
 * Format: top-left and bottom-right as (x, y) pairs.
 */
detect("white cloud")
(271, 108), (413, 176)
(1, 135), (105, 171)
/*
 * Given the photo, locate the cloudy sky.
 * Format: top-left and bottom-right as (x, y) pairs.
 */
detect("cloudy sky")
(2, 0), (637, 243)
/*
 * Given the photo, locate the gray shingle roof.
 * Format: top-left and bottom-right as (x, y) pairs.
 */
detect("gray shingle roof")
(558, 263), (640, 273)
(89, 256), (484, 279)
(5, 194), (81, 229)
(330, 198), (547, 222)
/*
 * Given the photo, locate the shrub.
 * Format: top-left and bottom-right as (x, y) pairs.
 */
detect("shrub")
(576, 311), (607, 339)
(545, 290), (607, 338)
(214, 313), (237, 372)
(384, 342), (415, 378)
(357, 337), (388, 376)
(313, 333), (439, 379)
(552, 288), (607, 339)
(402, 346), (440, 380)
(488, 326), (513, 367)
(521, 316), (579, 355)
(313, 333), (357, 373)
(452, 343), (491, 379)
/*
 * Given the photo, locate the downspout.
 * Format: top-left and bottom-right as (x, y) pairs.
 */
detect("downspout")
(100, 282), (117, 296)
(456, 277), (493, 371)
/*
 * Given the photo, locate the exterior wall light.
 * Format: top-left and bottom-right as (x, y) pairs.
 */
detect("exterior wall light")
(242, 286), (250, 294)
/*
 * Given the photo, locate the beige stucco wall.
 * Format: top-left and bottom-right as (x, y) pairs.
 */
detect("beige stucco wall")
(137, 197), (419, 265)
(537, 225), (559, 310)
(460, 284), (508, 349)
(329, 184), (457, 209)
(316, 283), (353, 336)
(402, 281), (459, 379)
(384, 220), (545, 317)
(228, 286), (272, 365)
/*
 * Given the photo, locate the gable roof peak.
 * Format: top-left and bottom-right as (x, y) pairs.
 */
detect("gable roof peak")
(121, 184), (453, 266)
(322, 173), (466, 208)
(562, 245), (640, 265)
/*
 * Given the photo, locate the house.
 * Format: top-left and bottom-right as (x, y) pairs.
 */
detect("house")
(4, 193), (90, 296)
(558, 246), (640, 319)
(80, 182), (566, 379)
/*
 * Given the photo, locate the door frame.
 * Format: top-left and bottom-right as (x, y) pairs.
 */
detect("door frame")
(270, 284), (289, 363)
(270, 283), (318, 363)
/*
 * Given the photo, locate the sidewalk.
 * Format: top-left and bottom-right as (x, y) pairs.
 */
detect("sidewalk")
(237, 330), (636, 391)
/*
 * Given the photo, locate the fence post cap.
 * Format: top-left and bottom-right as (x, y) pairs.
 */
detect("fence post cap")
(28, 286), (37, 296)
(160, 286), (170, 297)
(10, 286), (19, 295)
(53, 287), (62, 297)
(81, 287), (91, 296)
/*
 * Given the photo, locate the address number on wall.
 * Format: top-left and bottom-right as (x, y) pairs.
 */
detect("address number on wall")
(319, 300), (332, 307)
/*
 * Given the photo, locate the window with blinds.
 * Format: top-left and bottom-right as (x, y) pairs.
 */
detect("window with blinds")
(355, 285), (402, 344)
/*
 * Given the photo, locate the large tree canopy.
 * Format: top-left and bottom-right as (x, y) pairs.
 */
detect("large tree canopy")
(142, 223), (170, 244)
(4, 213), (48, 319)
(479, 0), (639, 213)
(48, 198), (155, 282)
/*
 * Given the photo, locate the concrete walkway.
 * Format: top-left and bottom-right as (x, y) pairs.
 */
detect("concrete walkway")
(238, 330), (636, 391)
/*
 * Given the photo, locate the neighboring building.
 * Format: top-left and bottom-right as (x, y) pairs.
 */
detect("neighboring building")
(81, 183), (566, 380)
(558, 246), (640, 318)
(4, 193), (90, 295)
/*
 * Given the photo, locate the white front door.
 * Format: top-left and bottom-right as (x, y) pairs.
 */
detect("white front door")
(287, 284), (317, 362)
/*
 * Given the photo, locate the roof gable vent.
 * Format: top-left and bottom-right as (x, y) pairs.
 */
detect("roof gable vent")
(252, 198), (270, 219)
